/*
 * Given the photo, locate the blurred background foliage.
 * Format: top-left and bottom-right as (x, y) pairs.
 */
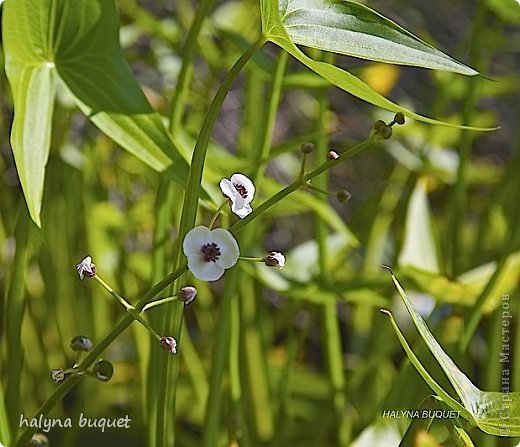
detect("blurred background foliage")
(1, 0), (520, 446)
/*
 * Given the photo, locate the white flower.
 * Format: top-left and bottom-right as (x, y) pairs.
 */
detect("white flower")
(264, 251), (285, 269)
(76, 256), (96, 280)
(219, 173), (255, 218)
(183, 226), (240, 281)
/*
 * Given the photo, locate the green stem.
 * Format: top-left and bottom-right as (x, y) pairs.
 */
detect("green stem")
(209, 200), (228, 229)
(6, 207), (30, 439)
(238, 256), (264, 262)
(446, 0), (487, 276)
(168, 0), (217, 133)
(156, 35), (268, 447)
(140, 296), (179, 313)
(304, 182), (333, 196)
(314, 54), (349, 445)
(93, 275), (132, 310)
(229, 138), (374, 236)
(202, 273), (236, 447)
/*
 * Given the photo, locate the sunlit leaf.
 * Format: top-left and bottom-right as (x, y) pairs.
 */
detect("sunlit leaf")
(259, 0), (495, 130)
(280, 0), (478, 74)
(384, 271), (520, 436)
(3, 0), (188, 226)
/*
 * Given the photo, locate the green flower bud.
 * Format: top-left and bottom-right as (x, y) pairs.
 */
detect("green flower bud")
(70, 335), (93, 352)
(394, 112), (405, 125)
(300, 142), (314, 154)
(372, 120), (392, 140)
(93, 359), (114, 382)
(336, 189), (352, 204)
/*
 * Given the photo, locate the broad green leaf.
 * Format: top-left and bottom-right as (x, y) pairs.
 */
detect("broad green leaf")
(398, 177), (440, 274)
(385, 271), (520, 436)
(280, 0), (477, 75)
(260, 0), (495, 130)
(3, 0), (188, 226)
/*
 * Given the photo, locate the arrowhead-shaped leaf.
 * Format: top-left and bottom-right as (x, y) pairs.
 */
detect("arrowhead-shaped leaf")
(3, 0), (188, 226)
(280, 0), (478, 74)
(260, 0), (493, 129)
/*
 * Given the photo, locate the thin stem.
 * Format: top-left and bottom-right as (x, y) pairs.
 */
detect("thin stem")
(230, 138), (375, 235)
(168, 0), (217, 133)
(140, 296), (179, 313)
(209, 200), (228, 229)
(238, 256), (264, 262)
(299, 153), (308, 179)
(304, 182), (333, 196)
(93, 275), (133, 310)
(445, 0), (487, 276)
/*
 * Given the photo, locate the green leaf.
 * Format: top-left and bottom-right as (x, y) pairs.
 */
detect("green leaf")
(260, 0), (495, 130)
(280, 0), (477, 75)
(6, 65), (56, 226)
(3, 0), (188, 226)
(385, 271), (520, 436)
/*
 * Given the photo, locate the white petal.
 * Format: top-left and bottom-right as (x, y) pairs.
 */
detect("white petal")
(230, 173), (255, 204)
(183, 226), (211, 256)
(219, 178), (237, 200)
(232, 203), (252, 218)
(220, 178), (246, 213)
(211, 228), (240, 269)
(188, 256), (225, 281)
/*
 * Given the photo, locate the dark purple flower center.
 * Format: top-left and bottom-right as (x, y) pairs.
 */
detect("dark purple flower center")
(201, 242), (221, 262)
(233, 182), (248, 199)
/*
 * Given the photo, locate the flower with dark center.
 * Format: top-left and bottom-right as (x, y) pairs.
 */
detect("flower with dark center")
(219, 173), (255, 218)
(201, 242), (221, 262)
(183, 226), (240, 281)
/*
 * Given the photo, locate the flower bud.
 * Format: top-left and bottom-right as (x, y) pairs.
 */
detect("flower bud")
(327, 150), (339, 160)
(393, 112), (405, 125)
(372, 120), (392, 140)
(336, 189), (352, 204)
(29, 433), (49, 447)
(93, 359), (114, 382)
(263, 252), (285, 269)
(300, 142), (314, 154)
(51, 368), (65, 383)
(179, 286), (198, 305)
(70, 335), (93, 352)
(160, 336), (178, 354)
(76, 256), (96, 280)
